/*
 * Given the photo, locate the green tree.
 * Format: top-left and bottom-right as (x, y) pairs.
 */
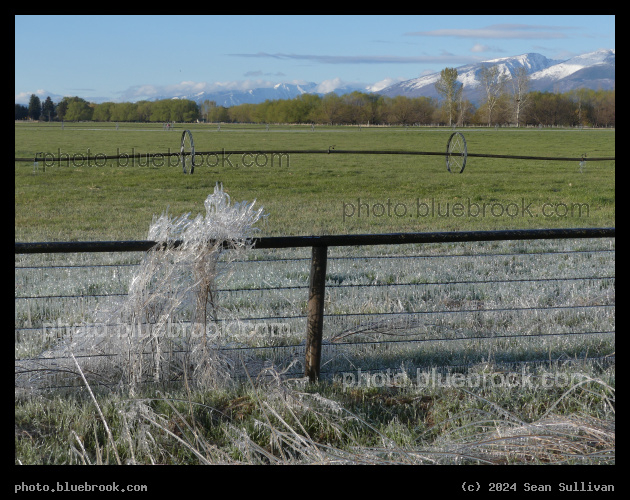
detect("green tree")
(28, 94), (42, 120)
(252, 100), (272, 123)
(434, 68), (462, 126)
(136, 101), (153, 122)
(15, 103), (28, 120)
(92, 102), (113, 121)
(524, 92), (567, 126)
(228, 103), (256, 123)
(168, 99), (199, 122)
(211, 105), (230, 123)
(42, 96), (55, 121)
(312, 93), (344, 125)
(198, 100), (230, 123)
(200, 100), (217, 122)
(56, 100), (68, 121)
(384, 96), (415, 125)
(149, 100), (171, 122)
(341, 91), (373, 125)
(63, 97), (93, 121)
(109, 102), (135, 121)
(363, 93), (385, 125)
(293, 93), (321, 123)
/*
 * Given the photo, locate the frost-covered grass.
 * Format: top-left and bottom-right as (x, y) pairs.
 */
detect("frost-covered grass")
(16, 236), (615, 387)
(15, 359), (615, 465)
(14, 228), (618, 466)
(15, 236), (615, 465)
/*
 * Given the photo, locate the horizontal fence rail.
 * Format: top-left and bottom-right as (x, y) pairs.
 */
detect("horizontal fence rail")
(14, 227), (617, 254)
(15, 228), (615, 386)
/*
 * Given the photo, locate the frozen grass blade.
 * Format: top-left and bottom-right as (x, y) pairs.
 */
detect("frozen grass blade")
(70, 353), (121, 465)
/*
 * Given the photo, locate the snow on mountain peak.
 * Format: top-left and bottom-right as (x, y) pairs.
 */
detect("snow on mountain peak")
(377, 49), (614, 104)
(122, 50), (612, 108)
(529, 49), (614, 81)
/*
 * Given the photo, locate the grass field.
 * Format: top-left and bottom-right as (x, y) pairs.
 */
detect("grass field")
(15, 122), (615, 241)
(14, 122), (615, 466)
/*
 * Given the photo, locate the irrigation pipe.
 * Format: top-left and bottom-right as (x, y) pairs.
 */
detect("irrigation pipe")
(14, 149), (616, 163)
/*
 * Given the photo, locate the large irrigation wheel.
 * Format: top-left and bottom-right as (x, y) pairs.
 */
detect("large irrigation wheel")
(181, 130), (195, 174)
(446, 132), (467, 173)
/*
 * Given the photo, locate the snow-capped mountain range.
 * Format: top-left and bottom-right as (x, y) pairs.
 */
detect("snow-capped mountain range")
(16, 50), (613, 107)
(158, 49), (614, 107)
(150, 81), (367, 107)
(379, 49), (614, 104)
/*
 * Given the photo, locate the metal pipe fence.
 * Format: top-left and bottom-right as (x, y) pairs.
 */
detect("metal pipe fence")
(15, 228), (615, 388)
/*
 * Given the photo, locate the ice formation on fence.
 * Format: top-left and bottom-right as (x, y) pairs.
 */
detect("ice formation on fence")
(15, 184), (265, 391)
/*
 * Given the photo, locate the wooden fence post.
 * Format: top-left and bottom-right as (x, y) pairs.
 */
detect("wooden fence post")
(304, 245), (328, 382)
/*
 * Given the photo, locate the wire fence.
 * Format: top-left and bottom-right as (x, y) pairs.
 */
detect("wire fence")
(15, 229), (615, 390)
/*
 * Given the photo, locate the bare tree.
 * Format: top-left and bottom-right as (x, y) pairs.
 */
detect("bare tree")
(479, 65), (508, 126)
(457, 93), (473, 127)
(435, 68), (462, 127)
(510, 66), (530, 127)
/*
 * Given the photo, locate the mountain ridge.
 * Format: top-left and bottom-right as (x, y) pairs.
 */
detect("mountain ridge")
(379, 49), (614, 104)
(16, 50), (614, 107)
(162, 50), (614, 107)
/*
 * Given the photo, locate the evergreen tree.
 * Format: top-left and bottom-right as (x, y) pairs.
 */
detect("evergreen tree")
(42, 96), (55, 121)
(28, 94), (42, 120)
(15, 104), (28, 120)
(56, 100), (68, 121)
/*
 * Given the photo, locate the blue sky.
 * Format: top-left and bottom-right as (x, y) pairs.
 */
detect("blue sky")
(15, 14), (615, 104)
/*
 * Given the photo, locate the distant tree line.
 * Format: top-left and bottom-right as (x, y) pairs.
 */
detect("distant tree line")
(220, 86), (614, 127)
(16, 83), (615, 128)
(15, 95), (201, 123)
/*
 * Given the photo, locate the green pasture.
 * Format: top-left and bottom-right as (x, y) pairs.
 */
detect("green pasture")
(15, 122), (615, 241)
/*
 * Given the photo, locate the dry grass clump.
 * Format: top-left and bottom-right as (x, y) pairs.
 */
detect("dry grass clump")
(32, 361), (611, 466)
(15, 184), (265, 393)
(456, 413), (615, 464)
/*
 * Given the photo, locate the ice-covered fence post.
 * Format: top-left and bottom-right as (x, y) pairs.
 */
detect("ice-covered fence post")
(304, 245), (328, 382)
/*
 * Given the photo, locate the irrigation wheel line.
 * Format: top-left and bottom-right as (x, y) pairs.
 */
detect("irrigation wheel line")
(180, 129), (195, 174)
(446, 132), (467, 173)
(15, 131), (615, 174)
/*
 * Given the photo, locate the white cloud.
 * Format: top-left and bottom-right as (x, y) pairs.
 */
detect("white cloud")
(471, 44), (489, 53)
(15, 89), (50, 104)
(315, 78), (345, 94)
(117, 80), (283, 101)
(230, 52), (478, 65)
(471, 43), (505, 54)
(406, 24), (574, 40)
